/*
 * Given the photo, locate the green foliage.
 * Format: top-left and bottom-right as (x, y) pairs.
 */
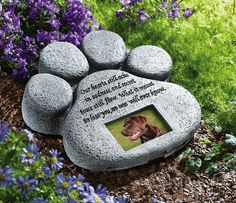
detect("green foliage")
(187, 158), (202, 174)
(86, 0), (236, 134)
(179, 133), (236, 175)
(225, 134), (236, 147)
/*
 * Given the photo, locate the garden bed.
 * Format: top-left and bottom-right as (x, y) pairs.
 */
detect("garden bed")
(1, 75), (236, 202)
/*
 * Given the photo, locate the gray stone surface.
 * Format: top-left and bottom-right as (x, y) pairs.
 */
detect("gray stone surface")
(61, 70), (201, 171)
(22, 73), (73, 135)
(39, 42), (89, 82)
(81, 30), (127, 70)
(125, 45), (173, 81)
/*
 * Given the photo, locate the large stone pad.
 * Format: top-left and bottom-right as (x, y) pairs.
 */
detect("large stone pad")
(62, 70), (201, 171)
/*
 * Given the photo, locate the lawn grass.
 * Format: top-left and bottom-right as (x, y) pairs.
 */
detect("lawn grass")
(86, 0), (236, 133)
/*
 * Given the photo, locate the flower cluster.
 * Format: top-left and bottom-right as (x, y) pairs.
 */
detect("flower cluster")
(116, 0), (195, 27)
(0, 0), (101, 79)
(0, 121), (138, 202)
(158, 0), (194, 19)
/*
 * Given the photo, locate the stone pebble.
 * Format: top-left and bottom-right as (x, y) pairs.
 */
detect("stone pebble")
(125, 45), (173, 81)
(39, 42), (89, 82)
(81, 30), (127, 70)
(22, 73), (73, 134)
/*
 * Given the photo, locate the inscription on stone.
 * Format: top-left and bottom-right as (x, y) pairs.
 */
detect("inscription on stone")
(78, 72), (166, 123)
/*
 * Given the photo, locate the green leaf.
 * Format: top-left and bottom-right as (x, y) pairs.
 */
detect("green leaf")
(203, 152), (216, 161)
(201, 137), (212, 145)
(225, 134), (236, 147)
(223, 153), (235, 161)
(205, 162), (217, 175)
(228, 161), (236, 170)
(187, 158), (202, 174)
(178, 148), (194, 162)
(213, 144), (222, 155)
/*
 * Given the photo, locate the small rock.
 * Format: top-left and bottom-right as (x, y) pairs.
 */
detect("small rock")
(124, 45), (173, 81)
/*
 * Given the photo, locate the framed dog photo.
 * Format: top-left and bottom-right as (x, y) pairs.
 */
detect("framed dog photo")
(106, 105), (171, 151)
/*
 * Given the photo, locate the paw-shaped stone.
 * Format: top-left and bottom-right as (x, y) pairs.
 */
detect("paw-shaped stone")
(22, 30), (201, 171)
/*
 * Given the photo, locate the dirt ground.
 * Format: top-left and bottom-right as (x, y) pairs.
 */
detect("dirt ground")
(1, 75), (236, 203)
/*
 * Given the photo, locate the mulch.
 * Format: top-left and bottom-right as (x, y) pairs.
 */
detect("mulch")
(0, 75), (236, 203)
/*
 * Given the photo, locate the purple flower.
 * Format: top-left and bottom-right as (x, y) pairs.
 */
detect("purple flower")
(23, 129), (34, 142)
(30, 197), (48, 203)
(171, 0), (177, 5)
(36, 30), (58, 44)
(55, 174), (74, 196)
(17, 176), (38, 197)
(21, 142), (39, 164)
(12, 67), (29, 79)
(80, 183), (108, 203)
(47, 17), (61, 30)
(0, 166), (15, 187)
(116, 10), (124, 19)
(38, 167), (51, 179)
(137, 8), (150, 23)
(167, 6), (180, 19)
(60, 32), (82, 47)
(49, 149), (64, 170)
(0, 120), (10, 142)
(72, 174), (85, 190)
(183, 8), (194, 17)
(161, 1), (168, 9)
(119, 0), (131, 5)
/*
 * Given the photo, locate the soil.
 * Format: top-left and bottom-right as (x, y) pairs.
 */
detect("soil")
(0, 75), (236, 203)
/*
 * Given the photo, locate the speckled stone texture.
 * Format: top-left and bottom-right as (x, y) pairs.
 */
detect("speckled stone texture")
(81, 30), (127, 70)
(61, 70), (201, 171)
(22, 73), (73, 135)
(125, 45), (173, 81)
(39, 42), (89, 82)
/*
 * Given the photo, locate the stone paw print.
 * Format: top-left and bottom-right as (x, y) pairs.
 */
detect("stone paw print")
(22, 30), (201, 171)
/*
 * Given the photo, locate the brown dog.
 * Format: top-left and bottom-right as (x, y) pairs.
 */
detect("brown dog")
(121, 115), (165, 143)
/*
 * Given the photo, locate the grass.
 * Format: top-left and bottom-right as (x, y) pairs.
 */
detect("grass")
(85, 0), (236, 133)
(106, 105), (170, 150)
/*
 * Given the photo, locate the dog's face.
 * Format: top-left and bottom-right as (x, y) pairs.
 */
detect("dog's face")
(121, 116), (148, 141)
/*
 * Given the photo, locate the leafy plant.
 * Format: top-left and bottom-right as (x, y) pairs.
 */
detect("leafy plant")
(0, 0), (101, 79)
(0, 120), (129, 203)
(179, 133), (236, 175)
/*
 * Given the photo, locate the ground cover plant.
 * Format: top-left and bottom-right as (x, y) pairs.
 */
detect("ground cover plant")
(0, 120), (134, 203)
